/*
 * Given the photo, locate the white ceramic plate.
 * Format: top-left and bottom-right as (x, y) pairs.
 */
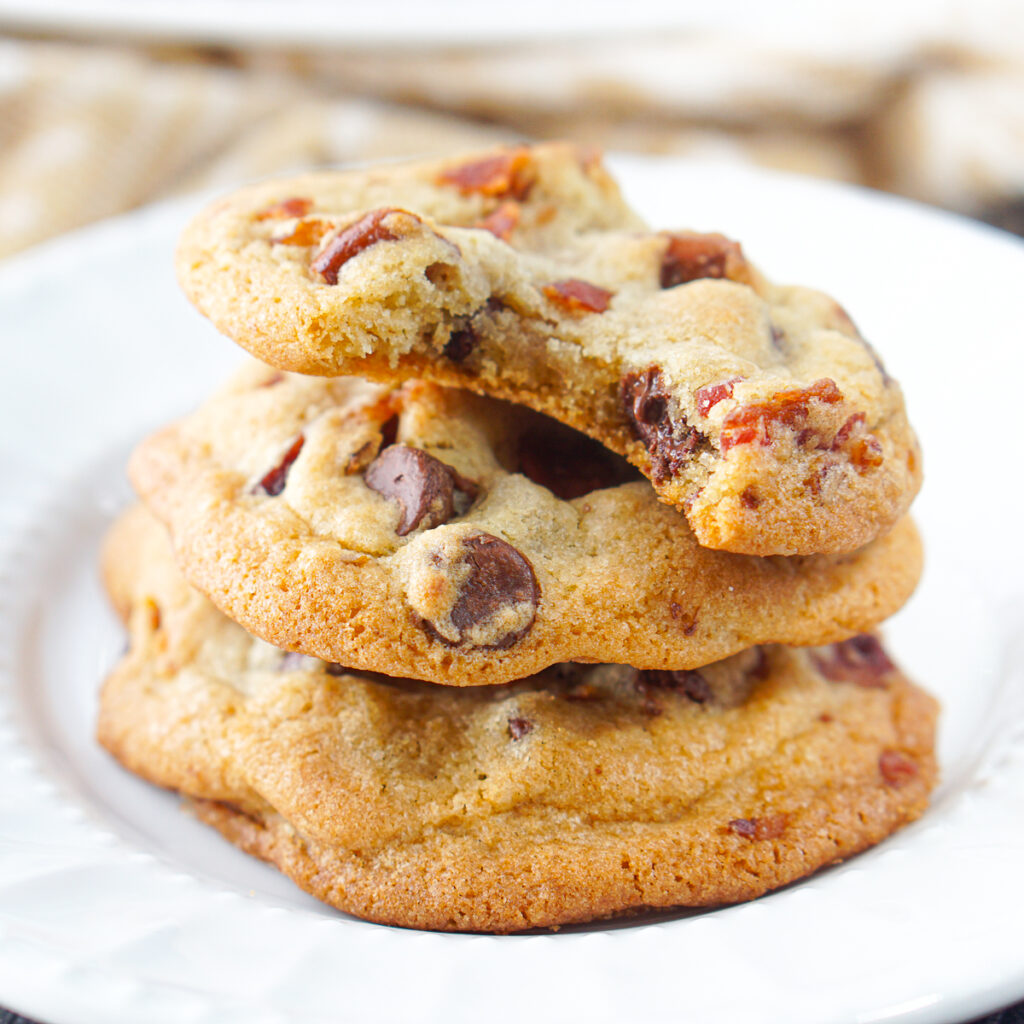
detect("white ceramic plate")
(1, 157), (1023, 1024)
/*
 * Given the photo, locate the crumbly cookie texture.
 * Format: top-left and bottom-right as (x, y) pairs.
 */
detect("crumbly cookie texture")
(98, 506), (938, 933)
(128, 363), (923, 686)
(176, 142), (921, 556)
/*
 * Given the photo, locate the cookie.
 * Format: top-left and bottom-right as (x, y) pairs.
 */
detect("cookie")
(98, 505), (939, 933)
(176, 142), (921, 556)
(128, 362), (923, 686)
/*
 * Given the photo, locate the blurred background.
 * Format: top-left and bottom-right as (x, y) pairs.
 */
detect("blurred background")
(1, 0), (1023, 261)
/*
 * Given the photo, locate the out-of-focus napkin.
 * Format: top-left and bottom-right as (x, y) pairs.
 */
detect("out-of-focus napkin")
(1, 19), (1023, 260)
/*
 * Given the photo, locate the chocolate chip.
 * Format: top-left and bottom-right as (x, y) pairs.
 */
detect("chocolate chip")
(620, 367), (707, 483)
(365, 445), (475, 536)
(380, 413), (399, 449)
(660, 232), (745, 288)
(740, 487), (760, 509)
(517, 422), (638, 500)
(449, 533), (540, 648)
(253, 434), (305, 496)
(444, 324), (477, 362)
(508, 716), (534, 740)
(311, 209), (402, 285)
(812, 635), (895, 688)
(636, 668), (713, 704)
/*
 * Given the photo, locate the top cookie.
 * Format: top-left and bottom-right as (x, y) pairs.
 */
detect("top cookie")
(129, 361), (922, 687)
(176, 142), (921, 556)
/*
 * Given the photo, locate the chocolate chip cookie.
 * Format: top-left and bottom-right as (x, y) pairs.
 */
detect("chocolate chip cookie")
(128, 362), (923, 686)
(98, 505), (938, 933)
(176, 142), (921, 555)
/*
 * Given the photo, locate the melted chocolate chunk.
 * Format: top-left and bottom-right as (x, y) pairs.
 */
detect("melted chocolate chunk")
(365, 445), (475, 535)
(620, 367), (707, 483)
(444, 324), (477, 363)
(812, 635), (895, 689)
(449, 533), (540, 649)
(636, 668), (713, 704)
(253, 434), (305, 496)
(517, 422), (638, 500)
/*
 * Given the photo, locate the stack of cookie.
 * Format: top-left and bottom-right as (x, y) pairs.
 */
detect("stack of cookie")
(99, 144), (937, 932)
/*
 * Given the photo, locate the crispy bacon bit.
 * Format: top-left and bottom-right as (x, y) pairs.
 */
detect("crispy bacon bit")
(143, 598), (161, 632)
(256, 197), (313, 221)
(728, 814), (787, 840)
(850, 435), (884, 469)
(508, 716), (534, 740)
(476, 202), (521, 241)
(660, 232), (746, 288)
(272, 219), (332, 247)
(879, 750), (918, 788)
(831, 412), (866, 450)
(719, 378), (843, 454)
(437, 149), (534, 200)
(740, 486), (760, 509)
(312, 209), (404, 285)
(254, 435), (305, 496)
(695, 377), (742, 417)
(543, 278), (614, 314)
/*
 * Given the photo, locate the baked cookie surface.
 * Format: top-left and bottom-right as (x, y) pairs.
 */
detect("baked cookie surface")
(98, 505), (938, 933)
(129, 363), (923, 686)
(176, 142), (921, 555)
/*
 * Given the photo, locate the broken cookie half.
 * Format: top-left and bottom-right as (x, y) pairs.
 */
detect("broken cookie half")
(176, 142), (921, 555)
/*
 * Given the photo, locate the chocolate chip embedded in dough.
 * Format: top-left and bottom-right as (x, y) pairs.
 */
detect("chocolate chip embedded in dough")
(444, 324), (477, 363)
(449, 534), (540, 649)
(620, 367), (707, 483)
(517, 423), (638, 500)
(812, 635), (895, 689)
(636, 668), (713, 705)
(365, 445), (469, 536)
